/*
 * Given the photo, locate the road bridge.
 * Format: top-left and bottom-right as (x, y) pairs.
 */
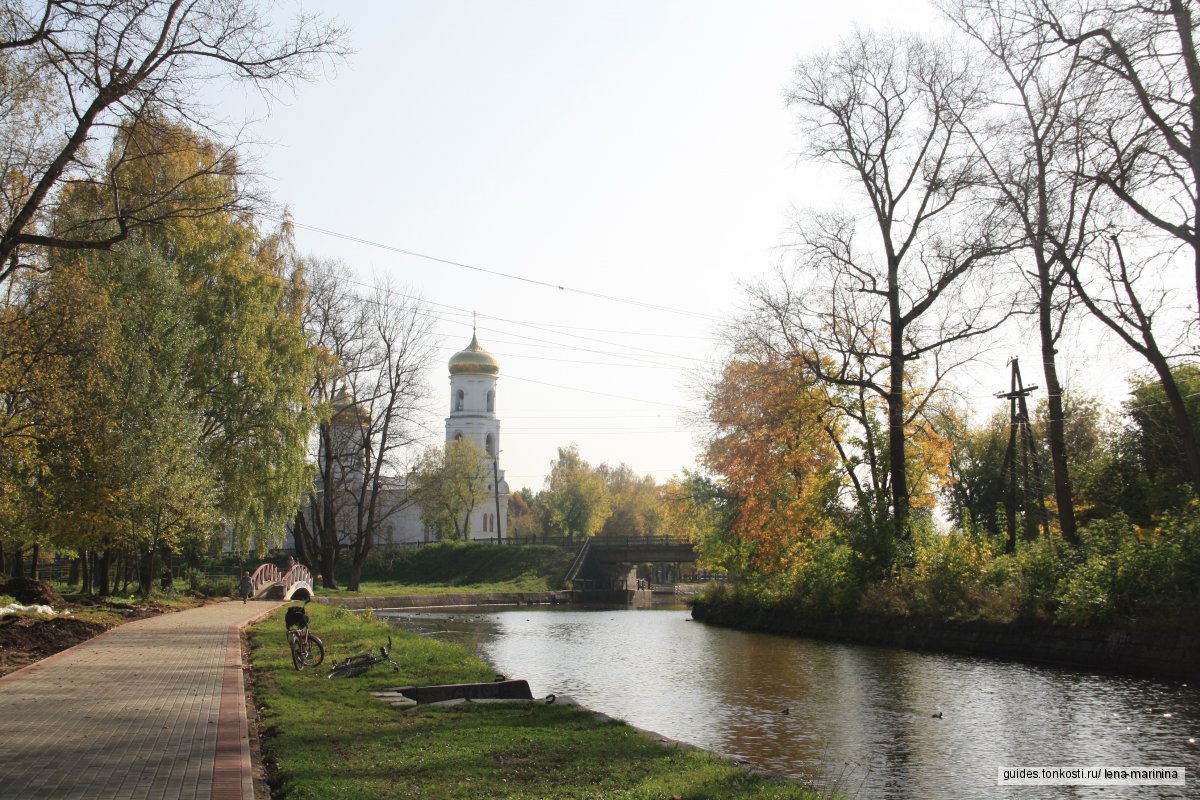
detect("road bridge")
(564, 536), (697, 594)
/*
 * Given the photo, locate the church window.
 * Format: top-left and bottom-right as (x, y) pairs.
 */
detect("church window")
(486, 390), (494, 412)
(454, 432), (463, 442)
(455, 389), (464, 412)
(485, 433), (495, 457)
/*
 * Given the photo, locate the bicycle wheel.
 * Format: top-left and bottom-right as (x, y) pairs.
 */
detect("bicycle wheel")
(327, 661), (373, 679)
(302, 634), (324, 668)
(289, 632), (305, 671)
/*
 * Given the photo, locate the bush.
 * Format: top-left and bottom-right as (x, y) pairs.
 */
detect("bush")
(1052, 509), (1200, 628)
(896, 527), (997, 618)
(1010, 535), (1074, 623)
(790, 534), (860, 613)
(185, 569), (236, 598)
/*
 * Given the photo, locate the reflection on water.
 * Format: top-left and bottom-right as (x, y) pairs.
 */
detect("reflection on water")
(380, 605), (1200, 799)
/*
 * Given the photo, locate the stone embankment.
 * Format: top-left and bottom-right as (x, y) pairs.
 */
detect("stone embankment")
(691, 599), (1200, 681)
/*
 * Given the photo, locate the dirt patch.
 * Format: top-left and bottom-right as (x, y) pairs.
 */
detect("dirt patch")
(0, 598), (203, 678)
(1, 577), (66, 606)
(0, 615), (107, 676)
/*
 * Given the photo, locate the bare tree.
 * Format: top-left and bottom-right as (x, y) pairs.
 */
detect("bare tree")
(291, 259), (367, 588)
(1000, 0), (1200, 497)
(290, 263), (435, 590)
(340, 283), (436, 591)
(943, 0), (1113, 545)
(764, 30), (1016, 538)
(0, 0), (347, 283)
(1029, 0), (1200, 317)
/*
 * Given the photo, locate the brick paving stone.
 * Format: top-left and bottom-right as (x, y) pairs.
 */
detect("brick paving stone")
(0, 601), (278, 800)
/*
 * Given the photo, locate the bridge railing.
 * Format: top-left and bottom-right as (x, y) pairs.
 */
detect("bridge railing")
(282, 563), (312, 588)
(589, 535), (695, 548)
(249, 563), (281, 597)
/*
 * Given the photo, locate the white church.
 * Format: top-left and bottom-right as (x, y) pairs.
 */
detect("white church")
(296, 331), (510, 548)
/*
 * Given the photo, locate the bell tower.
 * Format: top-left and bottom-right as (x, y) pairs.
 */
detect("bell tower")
(445, 323), (507, 538)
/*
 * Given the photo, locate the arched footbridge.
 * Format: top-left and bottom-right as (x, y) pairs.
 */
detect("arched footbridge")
(248, 563), (315, 601)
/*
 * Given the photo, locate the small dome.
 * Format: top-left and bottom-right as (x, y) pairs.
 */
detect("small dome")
(448, 333), (500, 375)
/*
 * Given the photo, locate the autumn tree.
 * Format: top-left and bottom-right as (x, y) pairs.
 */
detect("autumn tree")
(659, 471), (736, 572)
(542, 445), (611, 540)
(506, 488), (545, 539)
(0, 0), (347, 284)
(764, 29), (1015, 541)
(702, 349), (842, 575)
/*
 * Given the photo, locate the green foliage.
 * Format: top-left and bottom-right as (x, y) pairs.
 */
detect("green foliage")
(186, 572), (236, 599)
(542, 445), (611, 539)
(598, 462), (663, 537)
(1123, 367), (1200, 515)
(1052, 510), (1200, 628)
(410, 439), (492, 541)
(898, 525), (998, 618)
(788, 533), (859, 613)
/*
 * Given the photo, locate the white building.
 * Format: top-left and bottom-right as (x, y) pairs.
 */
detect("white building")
(290, 331), (510, 549)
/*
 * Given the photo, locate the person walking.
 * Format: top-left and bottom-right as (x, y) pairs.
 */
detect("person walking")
(238, 571), (254, 604)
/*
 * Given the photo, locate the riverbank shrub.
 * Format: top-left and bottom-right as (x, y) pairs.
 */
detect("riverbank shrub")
(706, 504), (1200, 631)
(790, 534), (859, 612)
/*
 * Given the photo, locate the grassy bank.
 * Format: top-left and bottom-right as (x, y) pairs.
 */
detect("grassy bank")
(322, 543), (576, 598)
(247, 603), (823, 800)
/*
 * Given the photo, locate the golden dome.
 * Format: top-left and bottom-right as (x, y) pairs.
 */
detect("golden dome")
(330, 388), (370, 428)
(448, 332), (500, 375)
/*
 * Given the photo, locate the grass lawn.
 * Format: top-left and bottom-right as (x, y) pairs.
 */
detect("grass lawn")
(248, 603), (826, 800)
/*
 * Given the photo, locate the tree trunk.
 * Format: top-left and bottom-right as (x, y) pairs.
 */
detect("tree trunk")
(68, 558), (80, 586)
(1041, 364), (1078, 545)
(887, 336), (910, 538)
(11, 545), (24, 579)
(30, 543), (39, 580)
(96, 550), (111, 597)
(81, 552), (92, 596)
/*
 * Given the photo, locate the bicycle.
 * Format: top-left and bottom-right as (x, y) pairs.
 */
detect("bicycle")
(326, 635), (399, 679)
(285, 600), (324, 671)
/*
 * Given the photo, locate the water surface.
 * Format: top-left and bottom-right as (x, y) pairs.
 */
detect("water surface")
(381, 605), (1199, 799)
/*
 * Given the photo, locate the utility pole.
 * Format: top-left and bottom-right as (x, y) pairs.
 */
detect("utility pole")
(493, 455), (503, 545)
(996, 358), (1050, 552)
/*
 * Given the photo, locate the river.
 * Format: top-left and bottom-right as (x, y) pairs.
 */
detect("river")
(380, 603), (1200, 799)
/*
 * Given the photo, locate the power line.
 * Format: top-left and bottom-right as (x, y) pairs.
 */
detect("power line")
(504, 374), (691, 409)
(270, 214), (722, 322)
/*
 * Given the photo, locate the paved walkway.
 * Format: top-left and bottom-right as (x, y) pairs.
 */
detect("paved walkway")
(0, 600), (279, 800)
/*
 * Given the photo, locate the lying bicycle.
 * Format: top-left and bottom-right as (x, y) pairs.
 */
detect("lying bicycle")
(327, 635), (399, 679)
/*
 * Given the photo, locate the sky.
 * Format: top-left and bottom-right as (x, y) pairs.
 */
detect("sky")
(231, 0), (1171, 493)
